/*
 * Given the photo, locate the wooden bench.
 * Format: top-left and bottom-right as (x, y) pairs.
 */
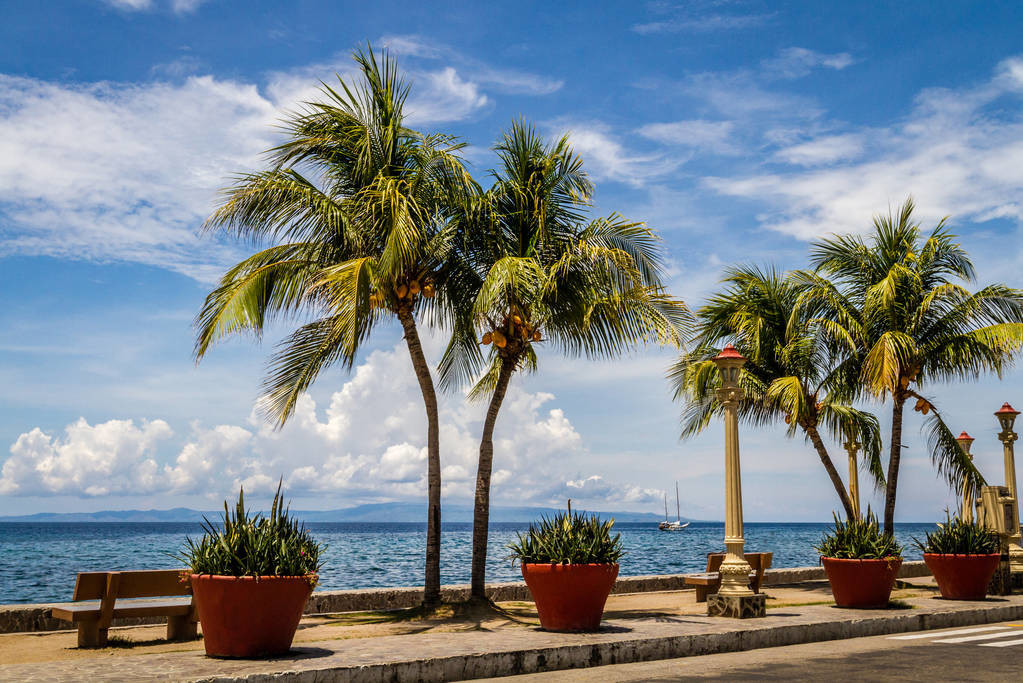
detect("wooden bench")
(49, 570), (198, 647)
(684, 552), (773, 602)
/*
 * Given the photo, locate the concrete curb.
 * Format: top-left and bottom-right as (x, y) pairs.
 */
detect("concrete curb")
(0, 562), (932, 635)
(199, 600), (1023, 682)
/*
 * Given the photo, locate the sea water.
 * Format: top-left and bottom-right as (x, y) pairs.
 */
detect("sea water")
(0, 521), (934, 605)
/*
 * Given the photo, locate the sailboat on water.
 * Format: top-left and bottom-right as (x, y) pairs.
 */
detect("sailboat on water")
(658, 481), (690, 531)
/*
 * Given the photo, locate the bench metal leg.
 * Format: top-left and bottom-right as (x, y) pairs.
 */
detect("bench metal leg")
(167, 615), (198, 641)
(77, 621), (106, 648)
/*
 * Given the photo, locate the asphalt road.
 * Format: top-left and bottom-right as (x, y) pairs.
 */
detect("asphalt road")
(481, 620), (1023, 682)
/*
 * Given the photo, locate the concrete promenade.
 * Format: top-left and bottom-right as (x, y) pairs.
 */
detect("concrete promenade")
(0, 561), (932, 634)
(2, 575), (1023, 682)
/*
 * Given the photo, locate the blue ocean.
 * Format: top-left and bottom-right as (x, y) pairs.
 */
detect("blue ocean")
(0, 522), (934, 605)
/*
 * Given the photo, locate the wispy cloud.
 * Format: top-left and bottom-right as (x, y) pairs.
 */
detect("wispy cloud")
(632, 1), (771, 34)
(380, 34), (564, 96)
(708, 55), (1023, 241)
(638, 119), (737, 154)
(550, 121), (681, 187)
(761, 47), (855, 80)
(103, 0), (209, 13)
(0, 40), (550, 279)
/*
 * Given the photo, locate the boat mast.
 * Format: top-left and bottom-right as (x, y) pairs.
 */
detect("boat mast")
(663, 494), (669, 522)
(675, 481), (681, 523)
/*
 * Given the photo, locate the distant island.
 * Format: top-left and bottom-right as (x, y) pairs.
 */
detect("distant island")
(0, 502), (705, 524)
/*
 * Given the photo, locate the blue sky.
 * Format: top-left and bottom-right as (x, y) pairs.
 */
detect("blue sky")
(2, 0), (1023, 521)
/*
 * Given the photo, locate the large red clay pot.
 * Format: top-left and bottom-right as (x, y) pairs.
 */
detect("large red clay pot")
(190, 574), (313, 657)
(821, 557), (902, 608)
(924, 553), (1001, 600)
(521, 563), (618, 631)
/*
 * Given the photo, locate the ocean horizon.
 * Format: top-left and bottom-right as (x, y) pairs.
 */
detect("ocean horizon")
(0, 521), (935, 605)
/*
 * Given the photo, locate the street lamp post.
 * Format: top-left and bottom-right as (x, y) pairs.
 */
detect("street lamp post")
(843, 437), (861, 519)
(707, 344), (766, 619)
(956, 432), (976, 523)
(994, 403), (1023, 573)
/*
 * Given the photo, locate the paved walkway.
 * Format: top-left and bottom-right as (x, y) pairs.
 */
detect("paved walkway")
(2, 583), (1022, 682)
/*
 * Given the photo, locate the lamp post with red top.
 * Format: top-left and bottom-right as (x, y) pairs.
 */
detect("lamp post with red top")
(995, 403), (1022, 572)
(708, 344), (766, 618)
(956, 431), (976, 523)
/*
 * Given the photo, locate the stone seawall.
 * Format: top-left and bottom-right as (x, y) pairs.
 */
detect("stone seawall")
(0, 561), (931, 635)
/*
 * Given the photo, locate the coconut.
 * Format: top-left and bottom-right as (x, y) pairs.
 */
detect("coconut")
(492, 330), (507, 348)
(481, 332), (493, 345)
(532, 330), (542, 342)
(409, 280), (421, 295)
(422, 284), (435, 298)
(396, 284), (408, 299)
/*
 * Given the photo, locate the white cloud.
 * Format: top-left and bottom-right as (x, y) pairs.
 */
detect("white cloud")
(638, 119), (736, 153)
(408, 67), (489, 123)
(380, 34), (563, 96)
(0, 418), (172, 496)
(0, 341), (655, 507)
(0, 43), (555, 280)
(774, 133), (864, 166)
(103, 0), (208, 11)
(170, 0), (208, 12)
(104, 0), (153, 9)
(761, 47), (854, 80)
(708, 55), (1023, 240)
(553, 121), (680, 187)
(632, 3), (771, 35)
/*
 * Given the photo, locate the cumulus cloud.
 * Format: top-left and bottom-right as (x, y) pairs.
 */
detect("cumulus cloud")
(0, 341), (654, 507)
(708, 54), (1023, 240)
(0, 418), (172, 496)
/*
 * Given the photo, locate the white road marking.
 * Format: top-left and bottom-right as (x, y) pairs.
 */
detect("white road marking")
(932, 630), (1023, 644)
(980, 637), (1023, 648)
(888, 626), (1011, 640)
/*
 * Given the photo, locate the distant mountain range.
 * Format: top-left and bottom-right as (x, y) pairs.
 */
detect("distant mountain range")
(0, 502), (704, 524)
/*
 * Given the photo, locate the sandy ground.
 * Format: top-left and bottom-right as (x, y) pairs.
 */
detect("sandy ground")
(0, 579), (940, 665)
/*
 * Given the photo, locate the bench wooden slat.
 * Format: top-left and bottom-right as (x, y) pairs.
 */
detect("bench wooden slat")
(51, 599), (193, 623)
(73, 570), (189, 600)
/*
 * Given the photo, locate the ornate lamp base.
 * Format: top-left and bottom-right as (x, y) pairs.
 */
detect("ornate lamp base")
(707, 593), (766, 618)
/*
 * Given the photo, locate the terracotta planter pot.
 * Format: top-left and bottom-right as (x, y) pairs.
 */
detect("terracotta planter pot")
(924, 553), (1001, 600)
(821, 557), (902, 608)
(521, 563), (618, 631)
(190, 574), (313, 657)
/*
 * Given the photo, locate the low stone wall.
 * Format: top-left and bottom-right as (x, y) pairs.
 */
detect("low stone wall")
(0, 561), (930, 635)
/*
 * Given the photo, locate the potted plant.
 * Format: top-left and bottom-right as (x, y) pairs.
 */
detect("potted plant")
(508, 505), (624, 632)
(913, 512), (1000, 600)
(176, 484), (324, 658)
(814, 510), (903, 608)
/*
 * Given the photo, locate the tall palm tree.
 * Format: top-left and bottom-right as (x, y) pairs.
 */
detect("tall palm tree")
(670, 265), (883, 520)
(798, 198), (1023, 534)
(443, 122), (692, 601)
(194, 46), (472, 606)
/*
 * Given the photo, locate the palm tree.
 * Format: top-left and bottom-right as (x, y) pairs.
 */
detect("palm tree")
(798, 198), (1023, 534)
(670, 265), (883, 520)
(194, 46), (472, 606)
(443, 122), (692, 601)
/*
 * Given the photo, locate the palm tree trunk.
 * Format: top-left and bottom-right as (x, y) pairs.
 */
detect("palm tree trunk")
(470, 355), (517, 601)
(396, 307), (442, 606)
(883, 396), (906, 536)
(804, 424), (856, 519)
